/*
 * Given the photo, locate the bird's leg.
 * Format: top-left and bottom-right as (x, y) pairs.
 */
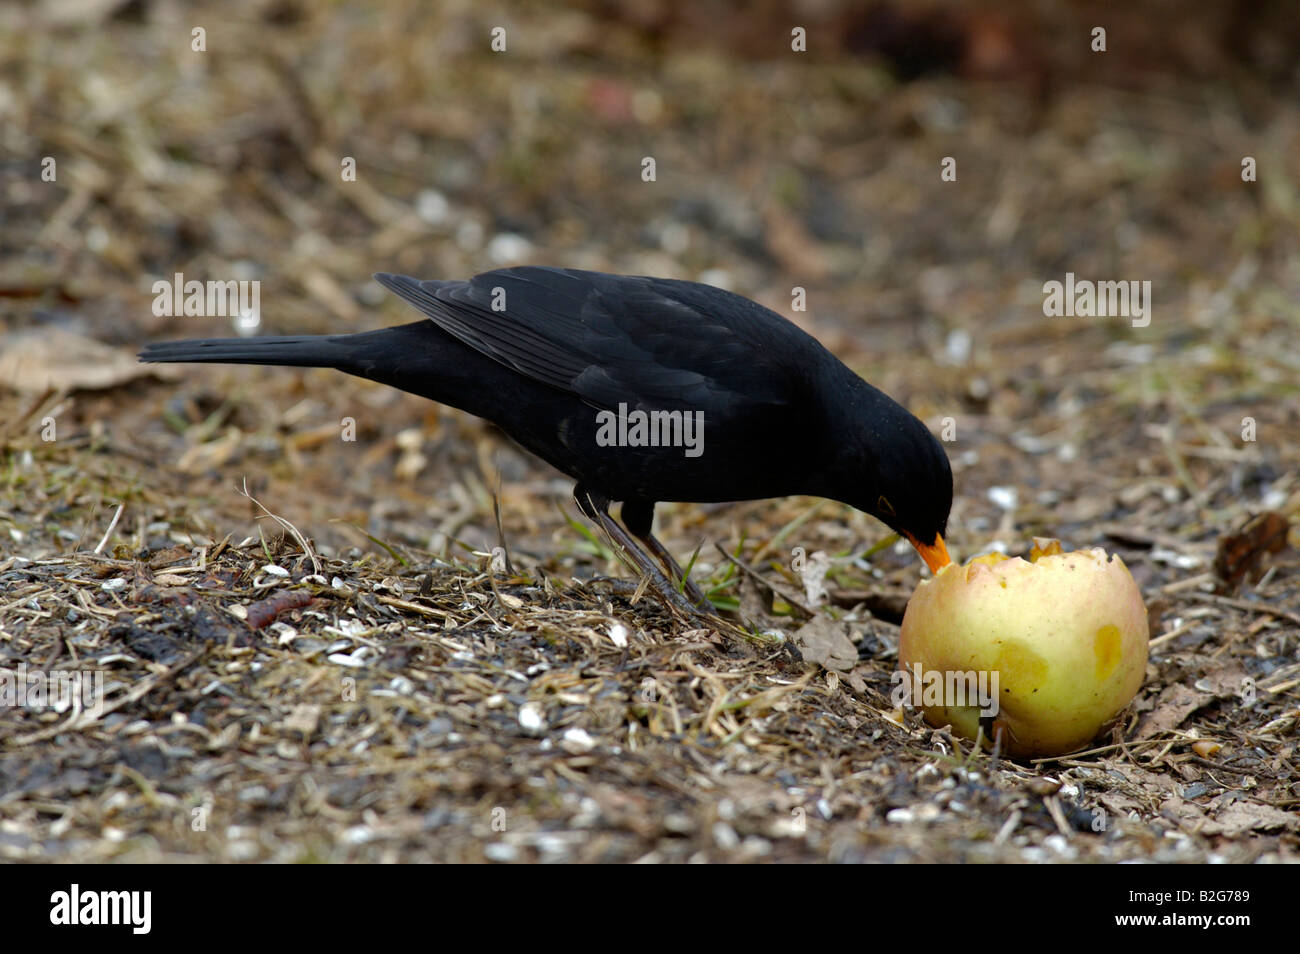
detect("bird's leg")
(575, 489), (706, 618)
(640, 534), (711, 608)
(620, 500), (710, 609)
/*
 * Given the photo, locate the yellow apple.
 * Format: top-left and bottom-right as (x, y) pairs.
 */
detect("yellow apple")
(897, 539), (1149, 758)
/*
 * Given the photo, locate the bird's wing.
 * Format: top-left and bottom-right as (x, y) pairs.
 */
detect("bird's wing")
(373, 268), (816, 416)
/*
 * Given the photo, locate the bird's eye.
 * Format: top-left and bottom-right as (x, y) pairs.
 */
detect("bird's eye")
(877, 495), (895, 517)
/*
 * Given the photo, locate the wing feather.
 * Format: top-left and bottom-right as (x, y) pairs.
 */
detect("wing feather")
(374, 268), (819, 422)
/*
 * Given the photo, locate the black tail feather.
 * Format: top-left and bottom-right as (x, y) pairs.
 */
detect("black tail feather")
(138, 334), (348, 369)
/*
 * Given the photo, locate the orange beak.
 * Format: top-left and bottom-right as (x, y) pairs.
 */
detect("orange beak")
(905, 532), (951, 574)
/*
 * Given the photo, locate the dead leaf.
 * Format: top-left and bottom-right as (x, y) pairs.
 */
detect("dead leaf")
(1203, 800), (1298, 837)
(0, 327), (177, 393)
(791, 615), (859, 672)
(1214, 511), (1290, 590)
(1135, 665), (1245, 740)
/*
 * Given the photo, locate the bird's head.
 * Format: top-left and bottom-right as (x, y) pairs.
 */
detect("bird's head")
(869, 432), (952, 573)
(838, 391), (954, 574)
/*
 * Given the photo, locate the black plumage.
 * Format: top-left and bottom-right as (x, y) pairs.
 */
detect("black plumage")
(139, 267), (953, 612)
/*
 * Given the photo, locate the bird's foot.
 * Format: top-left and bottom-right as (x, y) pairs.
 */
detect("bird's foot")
(584, 573), (712, 622)
(593, 511), (713, 621)
(634, 529), (712, 613)
(650, 574), (715, 621)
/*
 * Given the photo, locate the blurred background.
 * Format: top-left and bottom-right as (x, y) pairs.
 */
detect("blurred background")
(2, 0), (1298, 586)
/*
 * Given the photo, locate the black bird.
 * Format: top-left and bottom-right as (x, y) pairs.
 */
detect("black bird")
(139, 267), (953, 613)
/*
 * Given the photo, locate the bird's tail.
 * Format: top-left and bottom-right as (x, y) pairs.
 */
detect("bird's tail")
(137, 322), (432, 377)
(139, 333), (351, 369)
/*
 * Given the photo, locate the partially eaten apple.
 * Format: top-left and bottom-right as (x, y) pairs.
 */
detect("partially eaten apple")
(897, 538), (1149, 758)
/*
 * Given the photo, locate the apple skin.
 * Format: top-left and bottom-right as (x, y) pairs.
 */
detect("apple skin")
(898, 545), (1149, 758)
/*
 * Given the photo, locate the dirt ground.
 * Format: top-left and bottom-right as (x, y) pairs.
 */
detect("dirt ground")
(1, 1), (1298, 862)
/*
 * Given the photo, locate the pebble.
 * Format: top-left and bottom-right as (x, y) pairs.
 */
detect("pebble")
(518, 701), (545, 734)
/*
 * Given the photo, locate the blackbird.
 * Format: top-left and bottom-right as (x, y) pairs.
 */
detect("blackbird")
(140, 267), (952, 614)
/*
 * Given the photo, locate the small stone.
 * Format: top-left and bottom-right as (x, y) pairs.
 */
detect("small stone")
(560, 728), (596, 754)
(518, 701), (545, 734)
